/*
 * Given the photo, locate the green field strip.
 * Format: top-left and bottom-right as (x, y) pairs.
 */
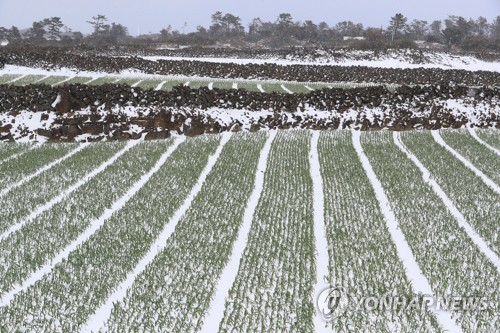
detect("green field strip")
(282, 83), (310, 94)
(212, 81), (234, 90)
(87, 76), (120, 85)
(475, 129), (500, 150)
(362, 131), (499, 332)
(62, 76), (93, 85)
(219, 131), (315, 332)
(317, 131), (441, 331)
(10, 75), (46, 86)
(137, 79), (164, 90)
(440, 129), (500, 185)
(0, 74), (21, 84)
(0, 143), (76, 193)
(402, 131), (500, 256)
(236, 81), (261, 92)
(0, 142), (125, 234)
(36, 76), (69, 86)
(260, 82), (287, 93)
(105, 132), (267, 332)
(188, 80), (211, 89)
(0, 136), (221, 330)
(160, 80), (187, 91)
(115, 78), (143, 86)
(0, 143), (33, 162)
(0, 142), (129, 293)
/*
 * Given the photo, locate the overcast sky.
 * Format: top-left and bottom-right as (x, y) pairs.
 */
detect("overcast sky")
(0, 0), (499, 35)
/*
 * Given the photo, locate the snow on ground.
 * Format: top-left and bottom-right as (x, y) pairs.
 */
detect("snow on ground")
(81, 134), (229, 333)
(137, 51), (500, 72)
(352, 131), (463, 333)
(0, 141), (139, 306)
(310, 131), (331, 333)
(200, 131), (276, 333)
(0, 144), (85, 197)
(467, 126), (500, 157)
(393, 132), (500, 272)
(431, 131), (500, 195)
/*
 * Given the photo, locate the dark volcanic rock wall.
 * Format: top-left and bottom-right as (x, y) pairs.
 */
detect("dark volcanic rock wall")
(1, 82), (496, 113)
(0, 82), (498, 142)
(1, 47), (499, 86)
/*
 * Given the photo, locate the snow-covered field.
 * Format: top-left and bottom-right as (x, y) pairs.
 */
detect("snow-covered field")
(137, 50), (500, 72)
(0, 129), (498, 332)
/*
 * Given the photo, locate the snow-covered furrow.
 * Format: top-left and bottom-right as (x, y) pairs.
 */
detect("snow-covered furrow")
(0, 141), (146, 306)
(475, 129), (500, 150)
(0, 143), (84, 198)
(309, 131), (331, 333)
(361, 131), (499, 332)
(199, 132), (275, 333)
(432, 130), (500, 194)
(0, 142), (37, 166)
(99, 133), (269, 332)
(402, 131), (500, 256)
(438, 129), (500, 185)
(0, 141), (168, 298)
(0, 136), (223, 331)
(467, 127), (500, 157)
(81, 134), (230, 332)
(280, 84), (293, 94)
(0, 141), (134, 242)
(394, 132), (499, 272)
(316, 131), (441, 331)
(353, 131), (462, 333)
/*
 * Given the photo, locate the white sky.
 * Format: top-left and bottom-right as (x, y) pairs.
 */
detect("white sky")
(0, 0), (499, 35)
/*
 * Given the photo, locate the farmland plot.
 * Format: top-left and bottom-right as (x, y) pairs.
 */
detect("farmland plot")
(362, 131), (499, 332)
(219, 130), (316, 333)
(439, 129), (500, 185)
(0, 136), (221, 331)
(37, 75), (69, 86)
(0, 143), (77, 194)
(10, 74), (45, 86)
(0, 130), (498, 333)
(475, 128), (500, 151)
(401, 131), (500, 255)
(0, 74), (21, 83)
(317, 131), (441, 332)
(103, 132), (268, 332)
(0, 142), (126, 236)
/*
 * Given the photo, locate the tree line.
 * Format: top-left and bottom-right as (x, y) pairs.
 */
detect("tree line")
(0, 13), (499, 51)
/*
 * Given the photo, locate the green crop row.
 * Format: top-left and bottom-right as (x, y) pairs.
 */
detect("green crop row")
(363, 131), (499, 332)
(105, 132), (267, 332)
(401, 131), (499, 255)
(440, 129), (500, 185)
(0, 143), (76, 195)
(318, 131), (440, 332)
(0, 142), (33, 162)
(219, 130), (316, 332)
(0, 142), (124, 235)
(0, 130), (498, 332)
(0, 140), (184, 330)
